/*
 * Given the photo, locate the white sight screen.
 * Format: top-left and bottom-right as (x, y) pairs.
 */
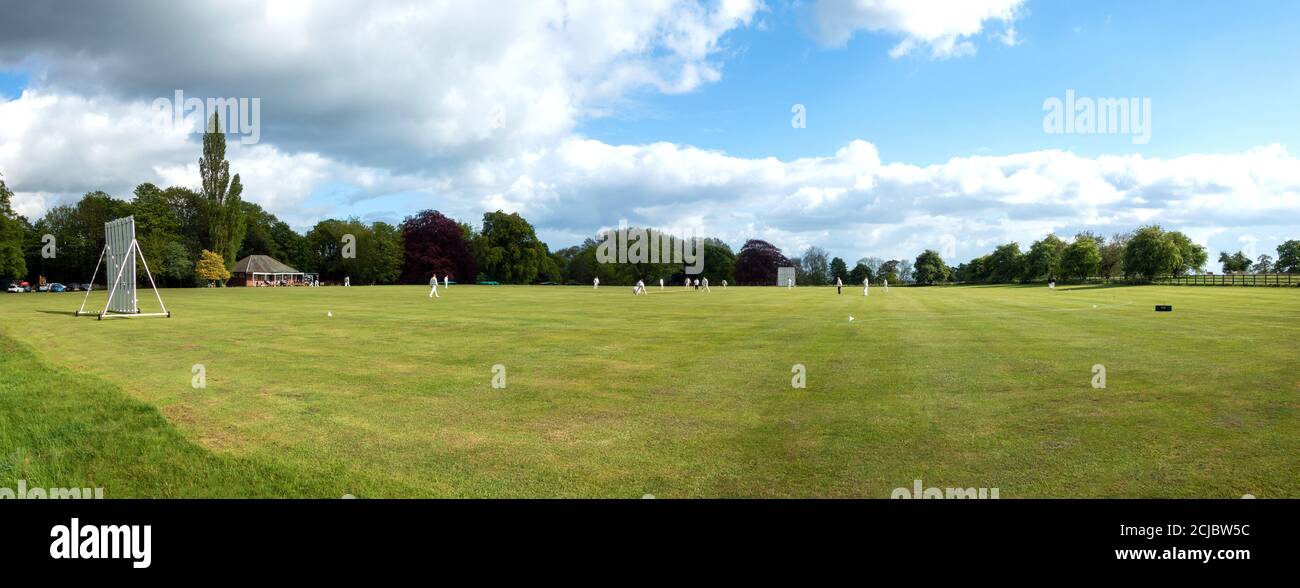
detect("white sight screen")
(104, 216), (138, 314)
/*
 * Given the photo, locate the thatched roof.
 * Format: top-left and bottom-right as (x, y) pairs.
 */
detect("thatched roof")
(233, 254), (301, 275)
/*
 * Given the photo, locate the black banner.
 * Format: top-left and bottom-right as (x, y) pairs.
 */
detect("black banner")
(1, 499), (1289, 577)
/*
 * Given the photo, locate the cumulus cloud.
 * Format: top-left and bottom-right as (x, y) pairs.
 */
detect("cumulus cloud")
(454, 139), (1300, 263)
(2, 0), (1297, 267)
(811, 0), (1025, 58)
(0, 0), (759, 171)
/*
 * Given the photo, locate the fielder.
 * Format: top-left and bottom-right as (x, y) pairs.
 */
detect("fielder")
(702, 277), (710, 292)
(836, 276), (843, 294)
(634, 279), (646, 295)
(593, 277), (600, 290)
(863, 277), (869, 297)
(428, 276), (440, 298)
(444, 275), (449, 288)
(659, 278), (664, 290)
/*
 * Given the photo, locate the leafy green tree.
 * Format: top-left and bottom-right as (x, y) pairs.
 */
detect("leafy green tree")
(1124, 226), (1182, 279)
(986, 243), (1025, 283)
(0, 177), (28, 280)
(368, 221), (403, 284)
(878, 259), (902, 284)
(1168, 231), (1206, 274)
(1023, 234), (1066, 281)
(472, 211), (549, 284)
(847, 262), (872, 285)
(1218, 250), (1251, 273)
(829, 257), (848, 282)
(1100, 232), (1128, 279)
(1060, 236), (1102, 280)
(912, 249), (949, 284)
(700, 238), (736, 285)
(1274, 240), (1300, 273)
(304, 218), (399, 284)
(199, 113), (247, 267)
(1251, 254), (1273, 274)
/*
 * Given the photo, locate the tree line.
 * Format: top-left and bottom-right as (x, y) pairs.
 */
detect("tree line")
(2, 119), (1297, 287)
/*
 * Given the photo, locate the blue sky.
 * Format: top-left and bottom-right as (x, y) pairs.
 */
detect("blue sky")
(582, 0), (1300, 164)
(2, 0), (1298, 270)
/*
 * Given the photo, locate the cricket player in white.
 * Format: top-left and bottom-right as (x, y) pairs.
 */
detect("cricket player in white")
(836, 276), (843, 294)
(344, 276), (351, 287)
(593, 277), (600, 289)
(428, 276), (440, 298)
(863, 277), (869, 296)
(882, 278), (889, 292)
(722, 280), (727, 289)
(444, 275), (449, 288)
(685, 276), (691, 289)
(702, 277), (710, 292)
(787, 278), (793, 289)
(634, 279), (646, 295)
(659, 278), (664, 290)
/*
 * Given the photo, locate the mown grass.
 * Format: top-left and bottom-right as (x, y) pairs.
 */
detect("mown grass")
(0, 284), (1296, 497)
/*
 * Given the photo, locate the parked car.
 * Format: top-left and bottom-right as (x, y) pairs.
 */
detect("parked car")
(37, 283), (51, 292)
(6, 281), (31, 293)
(48, 283), (67, 293)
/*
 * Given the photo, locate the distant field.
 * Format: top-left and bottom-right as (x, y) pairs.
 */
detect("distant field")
(1, 284), (1297, 498)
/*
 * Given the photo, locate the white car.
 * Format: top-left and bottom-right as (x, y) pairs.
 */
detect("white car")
(6, 283), (25, 293)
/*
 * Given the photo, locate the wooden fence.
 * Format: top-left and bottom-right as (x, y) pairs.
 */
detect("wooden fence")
(1152, 273), (1299, 286)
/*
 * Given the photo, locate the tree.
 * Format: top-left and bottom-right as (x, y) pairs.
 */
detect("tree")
(195, 249), (231, 286)
(896, 259), (914, 284)
(734, 239), (790, 284)
(1100, 232), (1129, 279)
(199, 113), (247, 266)
(472, 210), (549, 284)
(829, 257), (848, 282)
(700, 238), (736, 285)
(799, 246), (830, 285)
(0, 176), (27, 280)
(986, 243), (1025, 283)
(911, 250), (949, 284)
(1251, 254), (1274, 274)
(878, 259), (901, 284)
(1023, 234), (1066, 281)
(1274, 240), (1300, 273)
(1060, 235), (1102, 280)
(1123, 226), (1181, 279)
(400, 209), (477, 283)
(857, 257), (885, 278)
(847, 262), (872, 285)
(369, 221), (403, 285)
(1218, 251), (1252, 273)
(1167, 231), (1206, 274)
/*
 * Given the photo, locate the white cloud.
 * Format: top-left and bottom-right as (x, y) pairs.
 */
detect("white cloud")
(0, 0), (760, 170)
(812, 0), (1025, 59)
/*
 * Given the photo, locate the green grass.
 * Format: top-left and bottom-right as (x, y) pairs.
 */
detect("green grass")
(1, 284), (1297, 497)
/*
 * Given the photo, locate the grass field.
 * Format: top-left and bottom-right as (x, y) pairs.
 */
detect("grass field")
(1, 284), (1297, 498)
